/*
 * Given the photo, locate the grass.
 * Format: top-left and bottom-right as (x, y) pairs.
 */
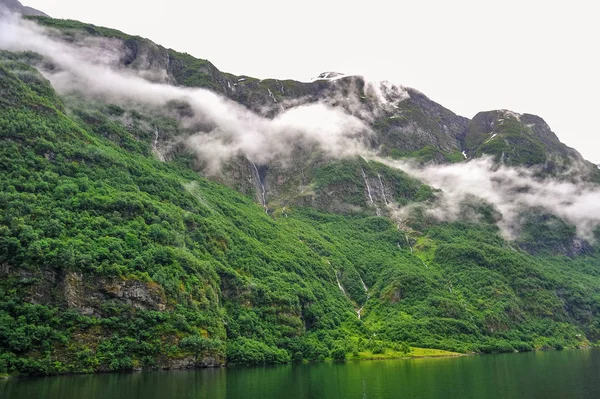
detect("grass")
(354, 347), (462, 360)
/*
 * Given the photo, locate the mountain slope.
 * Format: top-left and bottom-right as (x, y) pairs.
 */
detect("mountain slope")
(465, 110), (593, 172)
(1, 16), (600, 377)
(25, 17), (599, 205)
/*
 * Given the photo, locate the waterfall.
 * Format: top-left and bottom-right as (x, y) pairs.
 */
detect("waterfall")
(357, 304), (365, 320)
(335, 274), (347, 296)
(357, 275), (370, 320)
(152, 126), (165, 162)
(377, 174), (389, 206)
(359, 276), (369, 293)
(268, 88), (277, 103)
(251, 162), (268, 213)
(361, 168), (375, 205)
(360, 167), (382, 215)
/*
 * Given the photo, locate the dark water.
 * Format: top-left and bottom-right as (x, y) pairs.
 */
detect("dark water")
(2, 349), (600, 399)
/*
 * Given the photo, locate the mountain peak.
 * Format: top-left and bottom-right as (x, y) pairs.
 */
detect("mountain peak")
(0, 0), (48, 16)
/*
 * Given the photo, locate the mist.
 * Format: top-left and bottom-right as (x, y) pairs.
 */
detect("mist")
(1, 11), (599, 241)
(375, 156), (600, 240)
(0, 11), (372, 172)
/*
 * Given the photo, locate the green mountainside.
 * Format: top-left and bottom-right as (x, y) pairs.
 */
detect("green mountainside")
(1, 16), (600, 377)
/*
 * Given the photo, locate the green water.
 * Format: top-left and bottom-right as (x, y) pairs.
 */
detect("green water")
(2, 349), (600, 399)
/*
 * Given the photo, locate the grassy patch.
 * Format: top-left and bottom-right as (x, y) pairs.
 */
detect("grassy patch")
(353, 347), (461, 360)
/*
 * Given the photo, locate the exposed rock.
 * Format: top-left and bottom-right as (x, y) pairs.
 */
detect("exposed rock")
(465, 110), (587, 171)
(22, 268), (167, 316)
(158, 355), (223, 370)
(0, 0), (48, 16)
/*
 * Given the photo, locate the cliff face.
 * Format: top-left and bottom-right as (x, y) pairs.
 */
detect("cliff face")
(0, 264), (223, 370)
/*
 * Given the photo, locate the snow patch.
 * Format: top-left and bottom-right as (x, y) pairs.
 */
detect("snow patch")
(502, 110), (522, 121)
(311, 71), (351, 81)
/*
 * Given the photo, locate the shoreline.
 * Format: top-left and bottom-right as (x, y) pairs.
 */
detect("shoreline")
(2, 346), (595, 380)
(349, 353), (468, 362)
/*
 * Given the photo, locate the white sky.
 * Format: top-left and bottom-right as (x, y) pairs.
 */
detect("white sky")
(25, 0), (600, 163)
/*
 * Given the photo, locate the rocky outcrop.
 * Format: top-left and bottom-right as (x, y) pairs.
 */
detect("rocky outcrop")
(159, 355), (223, 370)
(465, 110), (587, 171)
(12, 268), (168, 317)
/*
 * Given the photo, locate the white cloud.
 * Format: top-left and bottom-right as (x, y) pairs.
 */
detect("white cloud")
(0, 12), (372, 173)
(2, 11), (599, 241)
(376, 156), (600, 240)
(24, 0), (600, 164)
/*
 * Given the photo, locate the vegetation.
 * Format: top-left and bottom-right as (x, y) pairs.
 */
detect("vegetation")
(1, 43), (600, 379)
(466, 112), (559, 168)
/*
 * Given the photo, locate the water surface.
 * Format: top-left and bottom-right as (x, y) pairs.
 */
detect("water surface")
(2, 349), (599, 399)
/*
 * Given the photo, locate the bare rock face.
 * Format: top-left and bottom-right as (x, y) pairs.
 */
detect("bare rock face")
(0, 0), (48, 16)
(100, 278), (167, 311)
(17, 268), (168, 317)
(160, 355), (222, 370)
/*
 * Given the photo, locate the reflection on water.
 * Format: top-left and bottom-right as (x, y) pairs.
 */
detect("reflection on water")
(2, 349), (600, 399)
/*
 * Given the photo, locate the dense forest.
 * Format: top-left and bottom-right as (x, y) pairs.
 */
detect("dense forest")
(1, 17), (600, 377)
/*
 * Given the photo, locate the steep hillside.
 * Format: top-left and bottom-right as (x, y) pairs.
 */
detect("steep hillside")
(464, 110), (594, 173)
(1, 15), (600, 377)
(24, 17), (599, 206)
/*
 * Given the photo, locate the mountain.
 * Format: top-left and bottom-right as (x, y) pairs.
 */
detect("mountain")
(0, 0), (47, 17)
(1, 15), (600, 377)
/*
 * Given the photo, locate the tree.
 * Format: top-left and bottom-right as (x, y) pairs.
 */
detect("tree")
(330, 346), (346, 362)
(401, 342), (410, 355)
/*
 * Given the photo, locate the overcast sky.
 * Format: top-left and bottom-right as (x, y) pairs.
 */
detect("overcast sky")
(25, 0), (600, 163)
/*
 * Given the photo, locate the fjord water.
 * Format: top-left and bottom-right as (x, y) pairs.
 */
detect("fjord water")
(3, 349), (599, 399)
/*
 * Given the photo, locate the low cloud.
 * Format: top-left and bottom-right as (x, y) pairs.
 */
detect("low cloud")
(1, 11), (599, 240)
(0, 11), (372, 173)
(376, 156), (600, 240)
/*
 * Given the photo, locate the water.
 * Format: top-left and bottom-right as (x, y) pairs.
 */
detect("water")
(2, 349), (600, 399)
